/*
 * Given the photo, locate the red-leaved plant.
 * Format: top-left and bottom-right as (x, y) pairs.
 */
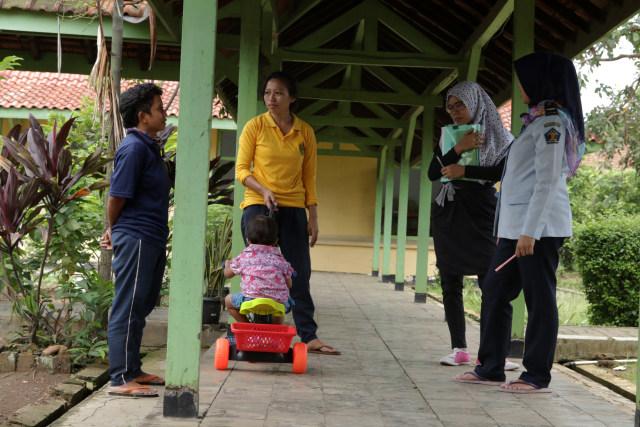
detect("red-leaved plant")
(0, 115), (111, 344)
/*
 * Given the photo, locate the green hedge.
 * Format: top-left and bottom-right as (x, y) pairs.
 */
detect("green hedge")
(568, 165), (640, 224)
(571, 214), (640, 326)
(561, 166), (640, 270)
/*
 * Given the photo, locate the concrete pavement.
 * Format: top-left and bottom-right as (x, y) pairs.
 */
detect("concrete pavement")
(51, 272), (635, 426)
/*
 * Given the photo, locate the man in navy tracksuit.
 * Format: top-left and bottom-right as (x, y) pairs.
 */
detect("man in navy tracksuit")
(100, 83), (169, 397)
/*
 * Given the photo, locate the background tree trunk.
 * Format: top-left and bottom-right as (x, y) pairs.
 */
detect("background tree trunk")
(98, 0), (123, 285)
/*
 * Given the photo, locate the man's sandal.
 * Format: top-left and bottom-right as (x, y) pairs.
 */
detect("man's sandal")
(453, 371), (503, 385)
(500, 379), (551, 393)
(108, 385), (158, 397)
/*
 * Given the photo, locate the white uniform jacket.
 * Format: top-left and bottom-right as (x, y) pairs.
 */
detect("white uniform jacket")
(495, 109), (572, 240)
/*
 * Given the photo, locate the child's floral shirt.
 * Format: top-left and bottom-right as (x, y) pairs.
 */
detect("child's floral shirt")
(229, 244), (293, 303)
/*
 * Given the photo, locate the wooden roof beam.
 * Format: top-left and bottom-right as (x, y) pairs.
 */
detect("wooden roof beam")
(366, 66), (417, 95)
(300, 64), (348, 87)
(280, 48), (462, 69)
(300, 115), (406, 129)
(146, 0), (181, 42)
(315, 129), (401, 147)
(298, 100), (333, 116)
(317, 148), (378, 158)
(462, 0), (514, 52)
(299, 86), (441, 107)
(218, 1), (241, 19)
(0, 48), (179, 80)
(215, 54), (239, 85)
(292, 3), (365, 49)
(424, 0), (514, 95)
(492, 0), (640, 107)
(377, 3), (449, 56)
(277, 0), (323, 33)
(0, 8), (179, 45)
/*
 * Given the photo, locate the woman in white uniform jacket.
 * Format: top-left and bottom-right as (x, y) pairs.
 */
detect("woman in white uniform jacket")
(454, 52), (585, 393)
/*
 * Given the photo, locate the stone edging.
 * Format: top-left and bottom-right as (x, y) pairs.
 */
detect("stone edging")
(0, 351), (73, 374)
(8, 361), (109, 427)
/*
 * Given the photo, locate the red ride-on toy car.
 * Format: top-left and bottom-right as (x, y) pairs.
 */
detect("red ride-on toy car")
(214, 297), (307, 374)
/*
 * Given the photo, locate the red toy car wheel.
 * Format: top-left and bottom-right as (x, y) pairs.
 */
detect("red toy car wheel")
(214, 338), (229, 370)
(292, 342), (307, 374)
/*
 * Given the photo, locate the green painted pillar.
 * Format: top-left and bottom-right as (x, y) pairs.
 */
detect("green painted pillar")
(231, 0), (261, 294)
(163, 0), (217, 418)
(414, 108), (434, 302)
(509, 0), (535, 355)
(394, 117), (416, 291)
(371, 146), (387, 276)
(381, 146), (394, 283)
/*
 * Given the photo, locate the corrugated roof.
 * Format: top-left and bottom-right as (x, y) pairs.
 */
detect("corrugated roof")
(0, 70), (230, 119)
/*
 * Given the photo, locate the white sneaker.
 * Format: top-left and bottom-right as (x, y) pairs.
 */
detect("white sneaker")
(476, 357), (520, 371)
(505, 359), (520, 371)
(440, 348), (472, 366)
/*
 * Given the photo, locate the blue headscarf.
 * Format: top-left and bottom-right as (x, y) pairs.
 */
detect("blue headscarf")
(514, 52), (585, 176)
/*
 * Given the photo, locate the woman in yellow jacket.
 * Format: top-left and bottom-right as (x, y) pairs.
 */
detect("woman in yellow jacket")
(235, 71), (340, 355)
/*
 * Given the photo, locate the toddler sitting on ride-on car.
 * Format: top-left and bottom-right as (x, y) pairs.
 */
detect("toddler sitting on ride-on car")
(224, 215), (293, 325)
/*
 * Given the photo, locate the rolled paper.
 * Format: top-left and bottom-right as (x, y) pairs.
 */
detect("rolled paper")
(495, 254), (516, 272)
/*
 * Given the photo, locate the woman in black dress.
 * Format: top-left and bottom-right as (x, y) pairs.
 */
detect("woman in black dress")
(428, 81), (514, 368)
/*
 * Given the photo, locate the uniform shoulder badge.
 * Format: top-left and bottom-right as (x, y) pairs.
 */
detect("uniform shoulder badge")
(544, 128), (561, 144)
(299, 144), (305, 155)
(544, 102), (558, 116)
(544, 122), (561, 127)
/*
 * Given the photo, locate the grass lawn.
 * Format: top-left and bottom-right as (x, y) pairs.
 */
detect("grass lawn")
(426, 267), (590, 326)
(615, 362), (638, 385)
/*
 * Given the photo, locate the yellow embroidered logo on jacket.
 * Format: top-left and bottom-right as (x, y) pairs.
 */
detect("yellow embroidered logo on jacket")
(544, 128), (561, 144)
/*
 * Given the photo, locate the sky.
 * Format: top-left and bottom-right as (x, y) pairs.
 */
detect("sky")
(576, 40), (638, 114)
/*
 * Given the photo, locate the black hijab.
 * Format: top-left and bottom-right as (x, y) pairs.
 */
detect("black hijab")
(514, 52), (584, 142)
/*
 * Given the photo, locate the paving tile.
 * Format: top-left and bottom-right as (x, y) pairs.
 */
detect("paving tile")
(381, 410), (443, 426)
(324, 413), (385, 426)
(48, 272), (638, 426)
(264, 411), (325, 426)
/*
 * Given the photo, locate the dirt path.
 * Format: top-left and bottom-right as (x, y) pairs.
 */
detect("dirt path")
(0, 367), (70, 423)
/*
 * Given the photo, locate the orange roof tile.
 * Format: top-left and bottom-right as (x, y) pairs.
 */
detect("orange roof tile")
(0, 0), (150, 18)
(0, 70), (230, 119)
(498, 100), (512, 131)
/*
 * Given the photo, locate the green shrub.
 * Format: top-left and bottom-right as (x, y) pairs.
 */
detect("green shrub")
(571, 214), (640, 326)
(561, 165), (640, 269)
(568, 165), (640, 224)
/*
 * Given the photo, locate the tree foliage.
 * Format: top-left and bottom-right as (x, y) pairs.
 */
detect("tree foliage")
(577, 13), (640, 170)
(0, 56), (22, 77)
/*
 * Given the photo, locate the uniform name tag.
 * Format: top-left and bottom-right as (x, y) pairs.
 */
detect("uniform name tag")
(544, 128), (561, 144)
